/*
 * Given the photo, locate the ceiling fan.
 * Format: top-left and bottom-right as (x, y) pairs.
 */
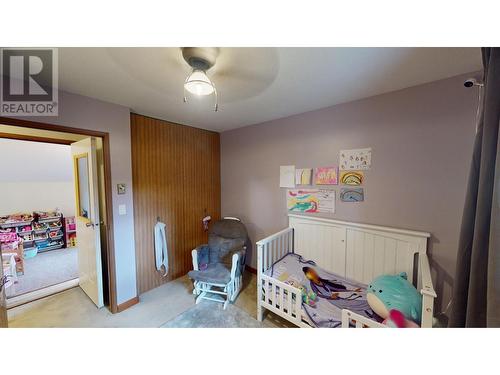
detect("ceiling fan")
(181, 47), (219, 112)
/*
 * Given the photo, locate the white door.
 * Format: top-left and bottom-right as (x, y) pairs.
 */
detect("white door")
(71, 138), (104, 308)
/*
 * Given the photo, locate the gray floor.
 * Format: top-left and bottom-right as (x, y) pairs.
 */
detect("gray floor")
(7, 272), (295, 328)
(162, 300), (269, 328)
(6, 247), (78, 298)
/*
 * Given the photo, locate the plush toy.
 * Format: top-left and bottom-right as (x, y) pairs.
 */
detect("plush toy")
(299, 285), (317, 307)
(384, 309), (420, 328)
(366, 272), (422, 325)
(284, 279), (317, 306)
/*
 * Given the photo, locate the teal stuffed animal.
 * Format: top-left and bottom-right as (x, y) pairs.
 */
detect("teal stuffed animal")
(366, 272), (422, 324)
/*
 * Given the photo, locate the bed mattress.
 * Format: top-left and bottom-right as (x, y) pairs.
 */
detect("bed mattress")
(264, 253), (379, 327)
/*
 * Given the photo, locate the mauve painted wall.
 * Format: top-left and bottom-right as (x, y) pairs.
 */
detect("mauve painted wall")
(16, 90), (137, 305)
(221, 73), (478, 310)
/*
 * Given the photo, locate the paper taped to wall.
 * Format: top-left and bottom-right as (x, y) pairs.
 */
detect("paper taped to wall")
(340, 148), (372, 170)
(287, 189), (335, 213)
(340, 187), (364, 202)
(295, 168), (312, 185)
(314, 166), (339, 185)
(280, 165), (295, 188)
(340, 170), (364, 185)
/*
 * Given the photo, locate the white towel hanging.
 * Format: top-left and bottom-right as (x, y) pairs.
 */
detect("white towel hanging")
(154, 221), (168, 277)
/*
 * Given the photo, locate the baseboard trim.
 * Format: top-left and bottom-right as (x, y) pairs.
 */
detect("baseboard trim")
(6, 278), (79, 309)
(246, 266), (257, 275)
(116, 296), (139, 313)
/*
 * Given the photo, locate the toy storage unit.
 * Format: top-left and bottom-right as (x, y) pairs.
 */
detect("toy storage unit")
(0, 211), (75, 260)
(34, 211), (65, 253)
(65, 216), (77, 248)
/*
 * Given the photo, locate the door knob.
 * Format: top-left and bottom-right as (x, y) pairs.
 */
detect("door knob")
(85, 222), (95, 228)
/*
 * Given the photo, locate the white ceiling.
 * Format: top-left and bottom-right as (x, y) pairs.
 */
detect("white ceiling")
(58, 48), (482, 132)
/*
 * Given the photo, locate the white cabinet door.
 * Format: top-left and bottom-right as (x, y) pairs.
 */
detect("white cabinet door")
(71, 138), (104, 308)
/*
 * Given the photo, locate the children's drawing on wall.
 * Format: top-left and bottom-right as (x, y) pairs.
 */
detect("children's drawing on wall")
(340, 188), (364, 202)
(314, 166), (338, 185)
(295, 168), (312, 185)
(287, 189), (335, 213)
(339, 148), (372, 170)
(340, 170), (364, 185)
(280, 165), (295, 188)
(316, 189), (335, 212)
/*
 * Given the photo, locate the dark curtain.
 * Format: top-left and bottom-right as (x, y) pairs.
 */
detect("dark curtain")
(449, 48), (500, 327)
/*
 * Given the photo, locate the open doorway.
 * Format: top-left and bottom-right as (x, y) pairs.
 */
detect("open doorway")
(0, 119), (117, 315)
(0, 138), (79, 302)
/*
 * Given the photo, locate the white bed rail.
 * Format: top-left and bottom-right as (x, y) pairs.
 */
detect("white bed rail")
(419, 253), (437, 328)
(341, 310), (387, 328)
(259, 274), (309, 327)
(257, 227), (301, 323)
(256, 227), (294, 274)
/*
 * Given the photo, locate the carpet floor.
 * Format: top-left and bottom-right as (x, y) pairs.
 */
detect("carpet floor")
(162, 300), (268, 328)
(8, 272), (296, 328)
(6, 247), (78, 298)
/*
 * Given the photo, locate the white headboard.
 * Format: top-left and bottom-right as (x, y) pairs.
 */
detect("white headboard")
(288, 214), (430, 286)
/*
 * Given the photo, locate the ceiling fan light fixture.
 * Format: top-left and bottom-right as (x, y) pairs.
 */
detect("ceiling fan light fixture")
(181, 47), (219, 112)
(184, 69), (215, 96)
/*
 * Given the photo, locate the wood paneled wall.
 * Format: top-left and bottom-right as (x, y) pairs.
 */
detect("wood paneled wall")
(131, 114), (221, 294)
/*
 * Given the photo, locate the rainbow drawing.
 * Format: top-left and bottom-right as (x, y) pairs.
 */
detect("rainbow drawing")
(340, 188), (364, 202)
(340, 170), (364, 185)
(287, 189), (335, 213)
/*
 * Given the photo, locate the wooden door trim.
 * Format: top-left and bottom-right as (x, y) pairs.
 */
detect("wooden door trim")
(0, 132), (73, 145)
(116, 296), (139, 313)
(0, 116), (119, 314)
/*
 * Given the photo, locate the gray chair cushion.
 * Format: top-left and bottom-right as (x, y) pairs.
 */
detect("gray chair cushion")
(208, 237), (245, 265)
(210, 219), (248, 239)
(188, 263), (231, 284)
(195, 245), (210, 267)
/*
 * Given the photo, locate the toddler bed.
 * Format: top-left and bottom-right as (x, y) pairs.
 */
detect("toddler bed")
(256, 214), (436, 328)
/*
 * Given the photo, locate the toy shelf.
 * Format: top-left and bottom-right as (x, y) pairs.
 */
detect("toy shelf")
(37, 241), (64, 253)
(0, 211), (71, 256)
(0, 220), (33, 228)
(38, 216), (63, 223)
(65, 217), (77, 248)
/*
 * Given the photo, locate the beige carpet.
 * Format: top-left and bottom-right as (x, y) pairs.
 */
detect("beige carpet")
(6, 247), (78, 298)
(162, 300), (268, 328)
(7, 272), (295, 328)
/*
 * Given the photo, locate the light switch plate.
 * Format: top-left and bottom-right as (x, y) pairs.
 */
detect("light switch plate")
(118, 204), (126, 215)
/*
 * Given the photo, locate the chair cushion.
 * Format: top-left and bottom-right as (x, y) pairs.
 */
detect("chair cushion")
(188, 263), (232, 284)
(196, 245), (210, 266)
(208, 237), (245, 265)
(210, 219), (248, 239)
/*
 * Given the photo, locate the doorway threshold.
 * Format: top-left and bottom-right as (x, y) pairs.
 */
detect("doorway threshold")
(7, 278), (79, 309)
